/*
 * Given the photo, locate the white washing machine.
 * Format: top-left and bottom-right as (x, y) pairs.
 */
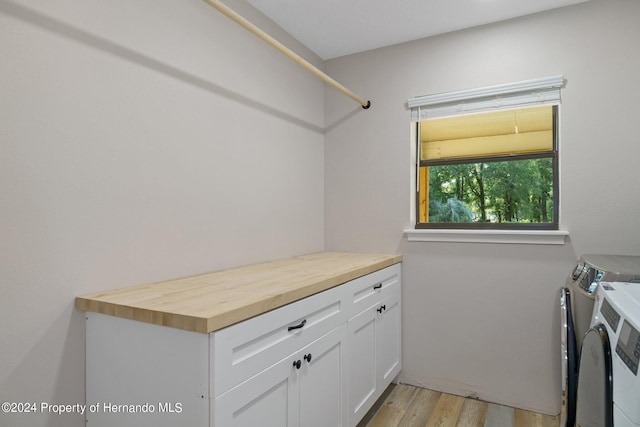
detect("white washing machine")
(561, 255), (640, 427)
(575, 281), (640, 427)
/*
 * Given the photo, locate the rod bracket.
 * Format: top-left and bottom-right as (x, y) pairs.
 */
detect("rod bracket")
(362, 100), (371, 110)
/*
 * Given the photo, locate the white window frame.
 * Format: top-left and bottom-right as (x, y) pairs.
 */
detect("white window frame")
(404, 76), (569, 245)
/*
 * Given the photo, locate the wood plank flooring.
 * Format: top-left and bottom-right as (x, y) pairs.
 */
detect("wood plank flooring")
(358, 384), (558, 427)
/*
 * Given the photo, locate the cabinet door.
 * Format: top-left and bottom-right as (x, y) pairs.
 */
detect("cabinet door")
(298, 324), (348, 427)
(213, 355), (299, 427)
(347, 290), (402, 427)
(347, 305), (378, 426)
(376, 291), (401, 388)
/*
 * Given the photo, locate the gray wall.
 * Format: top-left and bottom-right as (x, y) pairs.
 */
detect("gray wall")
(3, 0), (640, 424)
(0, 0), (324, 426)
(324, 0), (640, 415)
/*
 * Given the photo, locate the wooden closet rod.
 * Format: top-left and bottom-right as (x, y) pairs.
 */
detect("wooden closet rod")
(201, 0), (371, 109)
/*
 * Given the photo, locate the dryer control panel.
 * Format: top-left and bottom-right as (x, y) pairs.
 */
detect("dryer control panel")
(616, 320), (640, 376)
(600, 297), (621, 332)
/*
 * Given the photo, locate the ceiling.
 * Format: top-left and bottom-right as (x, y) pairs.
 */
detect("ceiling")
(246, 0), (590, 60)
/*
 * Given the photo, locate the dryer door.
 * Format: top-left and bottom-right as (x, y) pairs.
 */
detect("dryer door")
(560, 287), (579, 427)
(575, 324), (614, 427)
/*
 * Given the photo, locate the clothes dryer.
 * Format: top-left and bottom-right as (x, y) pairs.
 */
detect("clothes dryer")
(576, 282), (640, 427)
(560, 255), (640, 427)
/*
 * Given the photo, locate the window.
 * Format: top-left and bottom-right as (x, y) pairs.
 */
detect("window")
(409, 76), (563, 230)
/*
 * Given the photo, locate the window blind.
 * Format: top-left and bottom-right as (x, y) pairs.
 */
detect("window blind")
(421, 106), (554, 161)
(409, 75), (564, 121)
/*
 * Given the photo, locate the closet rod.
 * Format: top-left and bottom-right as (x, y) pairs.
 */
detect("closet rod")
(201, 0), (371, 109)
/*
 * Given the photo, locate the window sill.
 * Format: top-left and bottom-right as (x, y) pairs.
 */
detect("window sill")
(403, 228), (569, 245)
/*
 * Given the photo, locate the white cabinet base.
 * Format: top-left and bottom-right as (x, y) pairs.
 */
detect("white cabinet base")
(346, 265), (402, 427)
(84, 263), (401, 427)
(214, 324), (348, 427)
(85, 313), (209, 427)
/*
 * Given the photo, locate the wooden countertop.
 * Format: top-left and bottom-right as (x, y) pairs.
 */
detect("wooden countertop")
(76, 252), (402, 333)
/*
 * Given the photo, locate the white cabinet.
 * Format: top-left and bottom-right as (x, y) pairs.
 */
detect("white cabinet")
(210, 281), (348, 398)
(84, 262), (400, 427)
(211, 281), (349, 427)
(346, 264), (402, 427)
(376, 291), (401, 386)
(214, 349), (296, 427)
(298, 324), (348, 427)
(214, 324), (347, 427)
(85, 313), (210, 427)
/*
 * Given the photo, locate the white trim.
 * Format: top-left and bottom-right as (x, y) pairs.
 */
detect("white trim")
(409, 75), (565, 120)
(403, 229), (569, 245)
(408, 75), (565, 108)
(408, 76), (565, 236)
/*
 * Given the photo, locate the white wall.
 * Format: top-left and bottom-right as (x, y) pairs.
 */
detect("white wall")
(0, 0), (326, 426)
(4, 0), (640, 424)
(324, 0), (640, 415)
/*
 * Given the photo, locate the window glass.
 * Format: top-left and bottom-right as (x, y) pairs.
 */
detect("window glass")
(417, 105), (558, 229)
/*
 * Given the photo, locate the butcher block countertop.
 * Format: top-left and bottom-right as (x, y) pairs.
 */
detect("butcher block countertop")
(76, 252), (402, 333)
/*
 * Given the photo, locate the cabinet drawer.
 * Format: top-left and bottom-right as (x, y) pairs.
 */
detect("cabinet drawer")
(345, 264), (401, 319)
(211, 284), (348, 397)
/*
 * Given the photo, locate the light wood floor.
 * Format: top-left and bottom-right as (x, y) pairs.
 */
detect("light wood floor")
(358, 384), (559, 427)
